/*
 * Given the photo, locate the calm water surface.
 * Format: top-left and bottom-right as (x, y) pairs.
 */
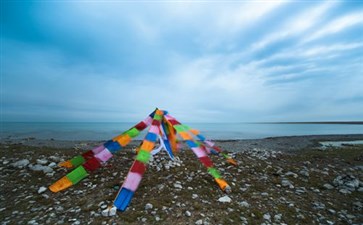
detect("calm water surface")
(1, 122), (363, 141)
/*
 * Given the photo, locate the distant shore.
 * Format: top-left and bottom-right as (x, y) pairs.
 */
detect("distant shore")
(254, 121), (363, 125)
(1, 134), (363, 152)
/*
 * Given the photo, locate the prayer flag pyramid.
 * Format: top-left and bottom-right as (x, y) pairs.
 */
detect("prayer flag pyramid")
(49, 109), (237, 213)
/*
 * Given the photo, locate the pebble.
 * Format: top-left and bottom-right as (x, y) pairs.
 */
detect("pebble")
(274, 214), (282, 221)
(281, 179), (294, 188)
(29, 164), (53, 173)
(11, 159), (30, 168)
(239, 201), (250, 208)
(299, 170), (309, 177)
(37, 186), (47, 194)
(173, 183), (183, 189)
(263, 213), (271, 221)
(48, 162), (57, 168)
(195, 219), (203, 225)
(312, 202), (325, 210)
(323, 183), (334, 190)
(145, 203), (153, 210)
(36, 159), (48, 165)
(339, 189), (351, 194)
(218, 195), (232, 203)
(185, 211), (192, 217)
(285, 171), (298, 178)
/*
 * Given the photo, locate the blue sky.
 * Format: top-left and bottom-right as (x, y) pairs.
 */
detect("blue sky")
(1, 1), (363, 122)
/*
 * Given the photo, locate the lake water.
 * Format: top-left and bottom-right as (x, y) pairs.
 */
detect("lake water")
(1, 122), (363, 141)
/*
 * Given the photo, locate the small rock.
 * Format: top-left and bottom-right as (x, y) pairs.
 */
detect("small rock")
(11, 159), (30, 168)
(323, 183), (334, 190)
(29, 164), (53, 173)
(239, 201), (250, 208)
(48, 162), (57, 168)
(192, 194), (198, 199)
(195, 219), (203, 225)
(353, 201), (362, 211)
(173, 183), (183, 189)
(274, 214), (282, 221)
(339, 189), (351, 194)
(145, 203), (153, 210)
(299, 170), (309, 177)
(263, 213), (271, 221)
(38, 186), (47, 194)
(218, 196), (231, 203)
(185, 211), (192, 217)
(281, 179), (294, 188)
(36, 159), (48, 165)
(312, 202), (325, 210)
(285, 171), (298, 178)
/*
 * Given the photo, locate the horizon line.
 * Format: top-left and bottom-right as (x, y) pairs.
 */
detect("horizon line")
(2, 121), (363, 124)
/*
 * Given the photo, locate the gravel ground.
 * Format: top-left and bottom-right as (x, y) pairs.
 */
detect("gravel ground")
(1, 134), (362, 225)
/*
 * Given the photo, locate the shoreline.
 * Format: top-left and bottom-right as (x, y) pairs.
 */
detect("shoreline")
(1, 133), (363, 152)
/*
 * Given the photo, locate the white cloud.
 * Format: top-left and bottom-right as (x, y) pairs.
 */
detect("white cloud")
(301, 42), (363, 56)
(252, 1), (336, 50)
(302, 11), (363, 43)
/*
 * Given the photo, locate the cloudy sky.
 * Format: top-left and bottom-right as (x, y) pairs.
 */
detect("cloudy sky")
(1, 1), (363, 122)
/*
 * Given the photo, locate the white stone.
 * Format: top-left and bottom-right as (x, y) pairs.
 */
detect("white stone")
(239, 201), (250, 208)
(38, 186), (47, 194)
(339, 189), (351, 194)
(285, 171), (298, 178)
(299, 170), (309, 177)
(145, 203), (153, 210)
(185, 211), (192, 217)
(263, 213), (271, 221)
(218, 195), (232, 203)
(173, 183), (183, 189)
(29, 164), (53, 173)
(195, 219), (203, 225)
(281, 179), (293, 187)
(11, 159), (30, 168)
(323, 183), (334, 190)
(109, 207), (117, 216)
(36, 159), (48, 165)
(48, 162), (57, 168)
(192, 194), (198, 199)
(274, 214), (282, 221)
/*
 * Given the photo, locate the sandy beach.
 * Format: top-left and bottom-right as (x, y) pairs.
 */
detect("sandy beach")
(1, 134), (362, 224)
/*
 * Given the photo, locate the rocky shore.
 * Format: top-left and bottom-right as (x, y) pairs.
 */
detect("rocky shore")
(1, 135), (362, 224)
